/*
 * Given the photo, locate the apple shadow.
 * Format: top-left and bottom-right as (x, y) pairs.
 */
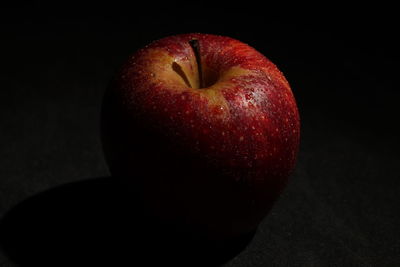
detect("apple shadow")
(0, 177), (255, 266)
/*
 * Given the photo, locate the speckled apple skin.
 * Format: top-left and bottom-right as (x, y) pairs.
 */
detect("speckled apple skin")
(101, 33), (300, 241)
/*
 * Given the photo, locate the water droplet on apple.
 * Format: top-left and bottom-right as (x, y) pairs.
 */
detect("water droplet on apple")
(150, 73), (155, 77)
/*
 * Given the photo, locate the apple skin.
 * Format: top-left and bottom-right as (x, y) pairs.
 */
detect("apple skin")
(101, 33), (300, 241)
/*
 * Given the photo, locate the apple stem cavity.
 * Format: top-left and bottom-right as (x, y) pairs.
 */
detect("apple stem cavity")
(172, 62), (192, 88)
(189, 39), (204, 89)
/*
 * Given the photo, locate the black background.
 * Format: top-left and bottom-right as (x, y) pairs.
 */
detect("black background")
(0, 3), (399, 266)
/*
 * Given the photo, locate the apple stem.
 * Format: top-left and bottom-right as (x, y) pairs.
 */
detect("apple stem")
(189, 39), (204, 89)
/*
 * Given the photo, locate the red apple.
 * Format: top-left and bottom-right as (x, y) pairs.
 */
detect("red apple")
(101, 33), (300, 242)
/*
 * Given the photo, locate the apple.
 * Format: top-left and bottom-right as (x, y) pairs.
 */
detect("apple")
(101, 33), (300, 242)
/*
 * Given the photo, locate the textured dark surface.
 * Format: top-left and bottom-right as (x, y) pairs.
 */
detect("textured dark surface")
(1, 5), (399, 266)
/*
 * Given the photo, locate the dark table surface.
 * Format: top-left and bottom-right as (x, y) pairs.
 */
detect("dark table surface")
(1, 4), (399, 266)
